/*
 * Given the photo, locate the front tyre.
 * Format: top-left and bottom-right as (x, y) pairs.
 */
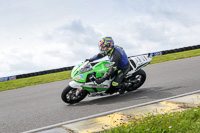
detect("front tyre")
(126, 69), (146, 92)
(61, 86), (88, 104)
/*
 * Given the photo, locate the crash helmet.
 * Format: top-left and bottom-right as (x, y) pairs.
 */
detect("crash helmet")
(98, 37), (114, 55)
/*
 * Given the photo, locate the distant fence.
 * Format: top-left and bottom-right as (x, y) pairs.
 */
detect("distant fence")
(1, 44), (200, 82)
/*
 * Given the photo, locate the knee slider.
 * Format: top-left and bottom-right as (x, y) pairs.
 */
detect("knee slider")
(112, 81), (119, 87)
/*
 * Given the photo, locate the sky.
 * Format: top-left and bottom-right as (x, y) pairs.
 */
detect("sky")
(1, 0), (200, 77)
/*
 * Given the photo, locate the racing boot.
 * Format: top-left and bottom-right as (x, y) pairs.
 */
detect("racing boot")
(105, 84), (116, 95)
(118, 83), (126, 95)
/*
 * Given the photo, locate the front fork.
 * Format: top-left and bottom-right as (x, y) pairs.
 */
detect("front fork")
(69, 81), (84, 96)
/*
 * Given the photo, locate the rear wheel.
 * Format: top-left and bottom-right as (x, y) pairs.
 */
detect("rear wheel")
(61, 86), (88, 104)
(126, 69), (146, 92)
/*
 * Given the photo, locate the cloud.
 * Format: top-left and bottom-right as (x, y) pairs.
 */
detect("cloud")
(0, 19), (102, 77)
(95, 2), (200, 54)
(0, 47), (38, 76)
(42, 19), (102, 61)
(1, 0), (200, 77)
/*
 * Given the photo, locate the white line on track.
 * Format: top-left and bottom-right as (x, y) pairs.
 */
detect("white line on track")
(23, 90), (200, 133)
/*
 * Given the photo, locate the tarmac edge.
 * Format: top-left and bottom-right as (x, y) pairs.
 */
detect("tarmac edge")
(23, 90), (200, 133)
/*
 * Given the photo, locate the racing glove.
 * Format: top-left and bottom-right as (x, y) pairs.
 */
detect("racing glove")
(85, 59), (93, 62)
(95, 77), (105, 84)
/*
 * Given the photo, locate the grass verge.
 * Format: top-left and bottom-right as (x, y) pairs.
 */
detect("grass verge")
(104, 106), (200, 133)
(0, 71), (71, 91)
(151, 48), (200, 64)
(0, 49), (200, 91)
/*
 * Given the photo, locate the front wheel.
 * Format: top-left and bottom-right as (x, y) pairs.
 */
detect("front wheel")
(126, 69), (146, 92)
(61, 86), (88, 104)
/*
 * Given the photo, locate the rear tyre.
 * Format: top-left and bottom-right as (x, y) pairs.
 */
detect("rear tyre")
(126, 69), (146, 92)
(61, 85), (88, 104)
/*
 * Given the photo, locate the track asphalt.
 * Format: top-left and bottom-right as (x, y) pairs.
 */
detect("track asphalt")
(0, 56), (200, 133)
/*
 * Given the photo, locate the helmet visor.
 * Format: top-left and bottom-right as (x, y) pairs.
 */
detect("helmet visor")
(99, 45), (106, 54)
(98, 38), (105, 53)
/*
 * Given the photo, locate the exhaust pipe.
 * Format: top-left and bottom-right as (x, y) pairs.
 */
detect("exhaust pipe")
(125, 79), (140, 84)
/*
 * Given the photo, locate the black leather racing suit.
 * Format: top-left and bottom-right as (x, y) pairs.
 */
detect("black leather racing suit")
(90, 45), (130, 88)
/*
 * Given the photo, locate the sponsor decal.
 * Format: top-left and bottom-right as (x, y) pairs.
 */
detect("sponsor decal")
(105, 63), (110, 68)
(84, 84), (108, 88)
(137, 57), (141, 62)
(9, 76), (16, 80)
(143, 55), (147, 60)
(0, 76), (17, 82)
(80, 74), (84, 78)
(152, 51), (162, 57)
(75, 74), (84, 81)
(75, 77), (79, 81)
(141, 56), (145, 61)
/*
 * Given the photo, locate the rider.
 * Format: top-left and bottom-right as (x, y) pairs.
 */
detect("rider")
(85, 37), (130, 94)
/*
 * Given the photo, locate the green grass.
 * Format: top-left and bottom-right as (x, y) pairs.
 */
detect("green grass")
(0, 71), (71, 91)
(0, 48), (200, 92)
(104, 106), (200, 133)
(151, 48), (200, 64)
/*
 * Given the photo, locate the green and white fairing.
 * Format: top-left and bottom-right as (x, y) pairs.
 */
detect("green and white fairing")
(69, 53), (152, 95)
(70, 61), (112, 92)
(61, 53), (152, 104)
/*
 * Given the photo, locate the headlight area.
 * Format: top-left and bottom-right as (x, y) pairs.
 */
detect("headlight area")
(80, 68), (93, 73)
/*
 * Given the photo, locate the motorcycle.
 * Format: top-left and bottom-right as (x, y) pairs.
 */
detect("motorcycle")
(61, 53), (152, 104)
